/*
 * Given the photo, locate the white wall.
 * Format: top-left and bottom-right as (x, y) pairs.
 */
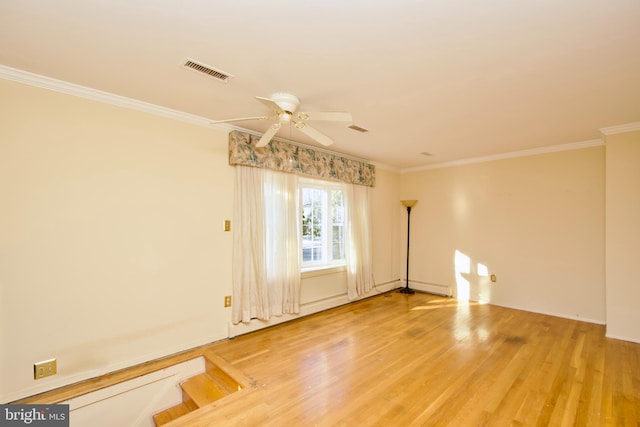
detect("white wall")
(0, 79), (234, 402)
(605, 130), (640, 343)
(400, 147), (606, 323)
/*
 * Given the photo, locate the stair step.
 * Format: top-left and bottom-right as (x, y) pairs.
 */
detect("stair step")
(181, 373), (228, 407)
(206, 360), (242, 394)
(152, 354), (248, 426)
(152, 401), (197, 426)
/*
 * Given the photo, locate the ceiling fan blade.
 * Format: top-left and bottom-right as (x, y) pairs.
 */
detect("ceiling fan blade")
(255, 122), (281, 147)
(296, 123), (334, 146)
(298, 111), (352, 122)
(256, 96), (284, 114)
(211, 116), (272, 124)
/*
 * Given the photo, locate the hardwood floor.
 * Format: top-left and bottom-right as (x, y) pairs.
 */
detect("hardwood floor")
(173, 291), (640, 426)
(19, 291), (640, 425)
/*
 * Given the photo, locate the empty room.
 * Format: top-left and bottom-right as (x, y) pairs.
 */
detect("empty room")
(1, 1), (639, 425)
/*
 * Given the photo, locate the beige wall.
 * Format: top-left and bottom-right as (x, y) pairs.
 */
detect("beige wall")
(605, 131), (640, 342)
(400, 147), (606, 322)
(0, 79), (235, 401)
(0, 78), (403, 401)
(4, 73), (629, 403)
(370, 167), (403, 286)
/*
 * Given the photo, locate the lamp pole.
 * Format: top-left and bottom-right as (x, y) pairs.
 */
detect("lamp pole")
(400, 200), (417, 294)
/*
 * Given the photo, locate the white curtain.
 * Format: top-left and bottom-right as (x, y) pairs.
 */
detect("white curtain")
(342, 182), (375, 300)
(232, 166), (301, 324)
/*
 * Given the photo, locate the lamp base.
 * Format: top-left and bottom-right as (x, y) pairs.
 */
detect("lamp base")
(398, 287), (415, 295)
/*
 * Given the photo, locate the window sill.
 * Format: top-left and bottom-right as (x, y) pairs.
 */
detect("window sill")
(301, 264), (346, 279)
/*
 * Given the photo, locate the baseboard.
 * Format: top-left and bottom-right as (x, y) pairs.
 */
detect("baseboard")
(489, 302), (606, 326)
(405, 280), (452, 296)
(229, 281), (400, 337)
(6, 334), (224, 404)
(604, 333), (640, 344)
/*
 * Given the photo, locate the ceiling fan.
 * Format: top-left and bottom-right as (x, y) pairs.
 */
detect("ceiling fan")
(211, 93), (352, 147)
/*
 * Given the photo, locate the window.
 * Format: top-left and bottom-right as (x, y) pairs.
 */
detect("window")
(301, 179), (345, 268)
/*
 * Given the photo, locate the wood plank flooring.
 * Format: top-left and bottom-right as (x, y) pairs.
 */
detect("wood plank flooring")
(174, 292), (640, 426)
(18, 291), (640, 425)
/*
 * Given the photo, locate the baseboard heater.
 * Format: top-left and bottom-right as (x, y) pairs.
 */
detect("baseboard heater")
(405, 280), (451, 297)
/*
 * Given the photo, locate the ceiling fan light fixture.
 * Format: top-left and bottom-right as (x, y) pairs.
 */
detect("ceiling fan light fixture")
(269, 93), (300, 114)
(218, 92), (349, 147)
(280, 112), (292, 123)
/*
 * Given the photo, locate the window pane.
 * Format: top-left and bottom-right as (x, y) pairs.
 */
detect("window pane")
(302, 187), (324, 263)
(331, 190), (345, 261)
(332, 225), (344, 260)
(301, 183), (345, 267)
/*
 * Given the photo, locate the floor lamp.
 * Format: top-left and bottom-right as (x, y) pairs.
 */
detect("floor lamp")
(400, 200), (417, 294)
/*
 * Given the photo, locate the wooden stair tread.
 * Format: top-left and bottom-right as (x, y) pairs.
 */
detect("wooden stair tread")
(181, 373), (228, 407)
(153, 401), (196, 426)
(152, 354), (249, 426)
(204, 350), (253, 389)
(206, 362), (241, 394)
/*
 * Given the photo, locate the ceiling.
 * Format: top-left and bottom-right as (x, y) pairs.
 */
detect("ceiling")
(1, 1), (639, 169)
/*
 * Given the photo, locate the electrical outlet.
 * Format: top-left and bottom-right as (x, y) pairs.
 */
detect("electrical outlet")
(224, 220), (231, 232)
(34, 359), (57, 380)
(224, 295), (232, 307)
(490, 274), (497, 283)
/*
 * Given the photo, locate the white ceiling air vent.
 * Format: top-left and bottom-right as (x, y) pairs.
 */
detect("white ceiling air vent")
(181, 58), (234, 82)
(348, 124), (368, 133)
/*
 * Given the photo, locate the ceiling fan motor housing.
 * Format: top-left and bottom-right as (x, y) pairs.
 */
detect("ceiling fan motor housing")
(271, 92), (300, 114)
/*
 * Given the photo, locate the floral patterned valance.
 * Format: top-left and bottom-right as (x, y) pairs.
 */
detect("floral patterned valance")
(228, 130), (376, 187)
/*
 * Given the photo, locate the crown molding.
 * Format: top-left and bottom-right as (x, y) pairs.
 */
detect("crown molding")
(401, 139), (605, 174)
(0, 64), (214, 128)
(599, 122), (640, 136)
(2, 65), (620, 174)
(370, 162), (401, 173)
(0, 65), (382, 167)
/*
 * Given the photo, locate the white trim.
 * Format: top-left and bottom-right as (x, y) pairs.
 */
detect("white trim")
(228, 281), (399, 337)
(0, 64), (214, 128)
(301, 265), (346, 279)
(604, 333), (640, 344)
(0, 65), (376, 166)
(599, 122), (640, 136)
(6, 65), (627, 179)
(401, 139), (605, 173)
(405, 280), (452, 296)
(61, 357), (205, 410)
(371, 161), (401, 173)
(490, 301), (606, 326)
(3, 333), (223, 403)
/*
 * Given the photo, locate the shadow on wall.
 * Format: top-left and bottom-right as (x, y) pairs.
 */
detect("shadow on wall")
(454, 250), (493, 302)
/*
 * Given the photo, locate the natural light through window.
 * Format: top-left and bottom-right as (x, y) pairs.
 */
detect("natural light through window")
(477, 263), (489, 277)
(301, 179), (345, 269)
(454, 250), (471, 301)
